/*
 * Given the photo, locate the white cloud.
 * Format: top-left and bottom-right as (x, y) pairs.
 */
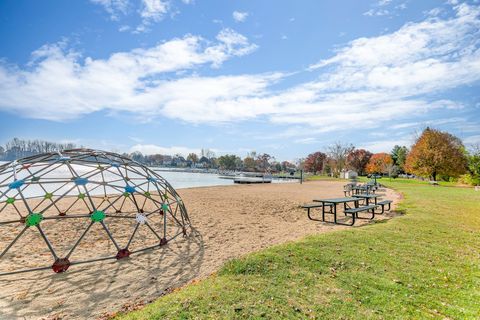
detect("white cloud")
(309, 3), (480, 95)
(358, 137), (413, 153)
(91, 0), (129, 20)
(378, 0), (392, 6)
(0, 29), (259, 121)
(390, 117), (466, 130)
(363, 9), (390, 16)
(294, 137), (318, 145)
(130, 144), (200, 156)
(364, 0), (407, 17)
(464, 135), (480, 146)
(0, 3), (479, 144)
(118, 25), (131, 32)
(139, 0), (169, 23)
(427, 7), (443, 17)
(132, 0), (170, 32)
(92, 0), (195, 32)
(233, 11), (249, 23)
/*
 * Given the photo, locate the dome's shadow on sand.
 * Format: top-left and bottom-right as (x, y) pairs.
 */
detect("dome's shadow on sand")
(0, 227), (204, 320)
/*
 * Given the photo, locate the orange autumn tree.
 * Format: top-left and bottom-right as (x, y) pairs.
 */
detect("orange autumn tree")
(405, 127), (467, 181)
(366, 153), (393, 174)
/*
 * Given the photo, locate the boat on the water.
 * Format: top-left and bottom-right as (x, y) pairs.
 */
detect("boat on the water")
(233, 172), (272, 184)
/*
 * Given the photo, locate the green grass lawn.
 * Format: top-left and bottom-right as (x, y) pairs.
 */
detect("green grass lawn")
(117, 179), (480, 319)
(306, 174), (345, 181)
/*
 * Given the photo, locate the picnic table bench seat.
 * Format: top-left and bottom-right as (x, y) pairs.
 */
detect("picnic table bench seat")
(375, 199), (393, 214)
(344, 205), (377, 220)
(343, 204), (377, 214)
(302, 203), (333, 221)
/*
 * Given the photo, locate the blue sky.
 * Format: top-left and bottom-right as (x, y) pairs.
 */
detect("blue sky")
(0, 0), (479, 161)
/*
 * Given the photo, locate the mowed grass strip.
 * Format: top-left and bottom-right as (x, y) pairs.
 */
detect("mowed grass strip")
(117, 179), (480, 319)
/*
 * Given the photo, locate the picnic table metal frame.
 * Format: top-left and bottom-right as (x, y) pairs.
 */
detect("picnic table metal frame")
(312, 197), (362, 226)
(352, 193), (379, 205)
(351, 184), (376, 195)
(302, 203), (333, 221)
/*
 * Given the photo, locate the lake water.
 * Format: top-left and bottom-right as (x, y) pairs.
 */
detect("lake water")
(0, 161), (296, 192)
(152, 168), (297, 189)
(153, 169), (234, 189)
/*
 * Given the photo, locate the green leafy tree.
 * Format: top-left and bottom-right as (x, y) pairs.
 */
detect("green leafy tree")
(391, 145), (409, 171)
(464, 146), (480, 185)
(218, 154), (241, 170)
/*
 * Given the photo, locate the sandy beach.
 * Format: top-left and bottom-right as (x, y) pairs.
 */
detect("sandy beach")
(0, 180), (400, 320)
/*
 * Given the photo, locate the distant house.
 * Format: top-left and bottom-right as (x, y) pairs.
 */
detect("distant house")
(341, 169), (358, 180)
(172, 156), (187, 167)
(162, 155), (173, 166)
(198, 156), (210, 168)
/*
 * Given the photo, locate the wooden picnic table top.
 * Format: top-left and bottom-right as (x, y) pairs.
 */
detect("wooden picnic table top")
(313, 197), (360, 204)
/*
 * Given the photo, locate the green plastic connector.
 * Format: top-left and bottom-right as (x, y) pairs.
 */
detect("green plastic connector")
(25, 213), (43, 227)
(90, 210), (106, 222)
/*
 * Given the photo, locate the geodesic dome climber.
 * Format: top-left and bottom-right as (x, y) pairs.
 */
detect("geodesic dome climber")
(0, 149), (191, 275)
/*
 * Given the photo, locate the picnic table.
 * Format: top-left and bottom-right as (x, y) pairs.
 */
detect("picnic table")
(353, 193), (379, 205)
(313, 197), (363, 226)
(351, 184), (376, 195)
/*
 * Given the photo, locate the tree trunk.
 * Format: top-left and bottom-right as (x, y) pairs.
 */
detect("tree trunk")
(432, 171), (437, 181)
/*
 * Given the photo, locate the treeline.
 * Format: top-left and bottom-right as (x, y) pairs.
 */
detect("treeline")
(130, 150), (297, 172)
(0, 138), (78, 161)
(209, 152), (296, 172)
(302, 143), (407, 178)
(302, 128), (480, 185)
(2, 129), (479, 185)
(0, 140), (296, 173)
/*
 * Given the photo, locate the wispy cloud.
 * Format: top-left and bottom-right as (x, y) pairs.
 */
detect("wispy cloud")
(363, 0), (407, 17)
(363, 9), (390, 17)
(91, 0), (129, 20)
(378, 0), (393, 6)
(358, 137), (414, 153)
(130, 144), (201, 156)
(464, 135), (480, 146)
(294, 137), (318, 145)
(91, 0), (193, 32)
(233, 11), (249, 23)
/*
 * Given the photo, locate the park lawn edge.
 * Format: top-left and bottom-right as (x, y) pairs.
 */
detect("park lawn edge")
(115, 179), (480, 319)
